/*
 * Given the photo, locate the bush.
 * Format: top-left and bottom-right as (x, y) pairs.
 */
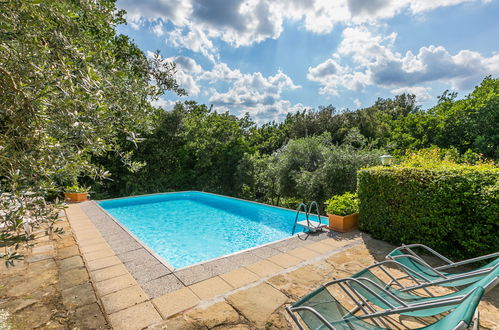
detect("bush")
(271, 133), (383, 206)
(357, 163), (499, 260)
(325, 192), (359, 216)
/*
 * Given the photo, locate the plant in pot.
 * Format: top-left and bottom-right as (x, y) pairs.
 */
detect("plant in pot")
(63, 184), (90, 203)
(325, 192), (359, 232)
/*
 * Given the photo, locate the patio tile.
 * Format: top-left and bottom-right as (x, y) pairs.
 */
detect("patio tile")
(185, 302), (240, 328)
(245, 259), (283, 277)
(152, 287), (200, 319)
(108, 302), (162, 330)
(57, 246), (80, 259)
(220, 267), (259, 288)
(71, 224), (95, 232)
(74, 228), (101, 236)
(303, 241), (332, 254)
(175, 264), (212, 286)
(86, 255), (122, 271)
(105, 232), (132, 243)
(101, 285), (148, 314)
(267, 253), (302, 268)
(75, 232), (102, 241)
(91, 263), (129, 282)
(130, 262), (172, 284)
(58, 255), (84, 271)
(79, 242), (111, 254)
(319, 237), (350, 248)
(77, 237), (107, 248)
(226, 251), (262, 266)
(73, 303), (107, 329)
(252, 246), (281, 259)
(298, 232), (328, 241)
(61, 282), (97, 309)
(141, 274), (184, 298)
(202, 257), (239, 276)
(83, 248), (115, 262)
(189, 276), (233, 300)
(58, 267), (89, 290)
(108, 240), (142, 254)
(226, 283), (288, 327)
(119, 248), (156, 264)
(31, 245), (54, 255)
(269, 237), (305, 252)
(287, 247), (321, 260)
(95, 273), (137, 296)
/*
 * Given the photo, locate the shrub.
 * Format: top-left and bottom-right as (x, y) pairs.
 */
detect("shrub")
(357, 163), (499, 260)
(325, 192), (359, 216)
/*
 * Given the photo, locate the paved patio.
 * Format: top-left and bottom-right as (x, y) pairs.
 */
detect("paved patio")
(64, 203), (499, 330)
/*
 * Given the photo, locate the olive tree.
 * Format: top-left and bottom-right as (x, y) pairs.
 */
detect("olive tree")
(0, 0), (184, 262)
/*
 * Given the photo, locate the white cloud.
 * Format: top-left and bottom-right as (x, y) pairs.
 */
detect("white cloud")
(308, 26), (499, 95)
(391, 86), (432, 101)
(120, 0), (191, 26)
(198, 63), (303, 122)
(118, 0), (486, 56)
(353, 98), (361, 107)
(199, 63), (243, 83)
(151, 97), (177, 109)
(307, 59), (369, 95)
(146, 54), (305, 122)
(151, 20), (165, 37)
(168, 26), (218, 63)
(166, 56), (203, 73)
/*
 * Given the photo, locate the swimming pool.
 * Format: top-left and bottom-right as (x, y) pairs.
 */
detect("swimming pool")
(98, 191), (324, 269)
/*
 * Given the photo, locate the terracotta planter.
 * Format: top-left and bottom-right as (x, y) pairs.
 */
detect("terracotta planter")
(64, 192), (88, 203)
(327, 213), (359, 232)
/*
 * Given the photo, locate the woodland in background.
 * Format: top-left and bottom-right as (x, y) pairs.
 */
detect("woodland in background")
(91, 77), (499, 210)
(0, 0), (497, 263)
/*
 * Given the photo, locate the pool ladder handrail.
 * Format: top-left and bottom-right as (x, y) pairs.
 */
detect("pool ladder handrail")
(291, 201), (326, 235)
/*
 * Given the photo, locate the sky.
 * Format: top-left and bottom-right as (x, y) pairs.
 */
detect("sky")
(116, 0), (499, 124)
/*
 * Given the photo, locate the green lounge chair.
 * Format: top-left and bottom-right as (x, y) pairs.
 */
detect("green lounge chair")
(287, 285), (484, 330)
(336, 263), (498, 317)
(386, 244), (499, 288)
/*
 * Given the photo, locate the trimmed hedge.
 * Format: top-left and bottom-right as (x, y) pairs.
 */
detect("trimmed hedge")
(357, 165), (499, 260)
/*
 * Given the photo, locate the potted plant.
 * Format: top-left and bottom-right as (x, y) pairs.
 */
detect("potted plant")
(325, 192), (359, 232)
(63, 185), (90, 203)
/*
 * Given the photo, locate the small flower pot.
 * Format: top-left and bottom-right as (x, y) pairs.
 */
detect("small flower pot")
(327, 213), (359, 232)
(64, 192), (88, 203)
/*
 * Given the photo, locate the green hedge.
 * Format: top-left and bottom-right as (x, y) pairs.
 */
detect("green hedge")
(357, 165), (499, 260)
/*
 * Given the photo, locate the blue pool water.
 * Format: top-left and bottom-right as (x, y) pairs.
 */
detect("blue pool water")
(98, 191), (323, 269)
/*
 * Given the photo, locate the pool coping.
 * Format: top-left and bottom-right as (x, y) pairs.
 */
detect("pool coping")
(79, 199), (340, 297)
(94, 190), (328, 272)
(67, 201), (364, 328)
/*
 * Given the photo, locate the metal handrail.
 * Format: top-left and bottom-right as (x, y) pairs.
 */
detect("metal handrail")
(292, 203), (309, 235)
(308, 201), (323, 226)
(291, 201), (325, 235)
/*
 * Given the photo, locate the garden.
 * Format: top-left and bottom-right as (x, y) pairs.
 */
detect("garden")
(0, 0), (498, 329)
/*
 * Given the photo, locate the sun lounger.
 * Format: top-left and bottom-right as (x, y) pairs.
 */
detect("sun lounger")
(288, 285), (484, 329)
(386, 244), (499, 287)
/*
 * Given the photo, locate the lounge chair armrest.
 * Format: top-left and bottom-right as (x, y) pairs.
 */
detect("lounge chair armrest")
(387, 244), (454, 265)
(435, 252), (499, 270)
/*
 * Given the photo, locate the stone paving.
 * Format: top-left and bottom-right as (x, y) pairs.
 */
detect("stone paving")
(0, 215), (108, 329)
(63, 202), (499, 330)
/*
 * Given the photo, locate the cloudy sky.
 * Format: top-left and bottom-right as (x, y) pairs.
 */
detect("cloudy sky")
(116, 0), (499, 123)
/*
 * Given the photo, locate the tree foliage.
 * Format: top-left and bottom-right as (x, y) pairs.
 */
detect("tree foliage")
(0, 0), (184, 262)
(0, 0), (184, 190)
(390, 77), (498, 159)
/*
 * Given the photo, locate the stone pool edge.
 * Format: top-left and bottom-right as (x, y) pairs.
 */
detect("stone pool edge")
(69, 201), (364, 329)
